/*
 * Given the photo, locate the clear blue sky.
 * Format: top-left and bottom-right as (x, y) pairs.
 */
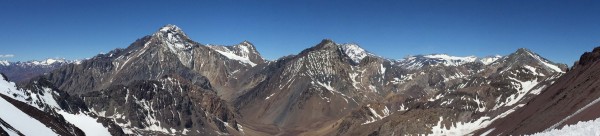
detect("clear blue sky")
(1, 0), (599, 66)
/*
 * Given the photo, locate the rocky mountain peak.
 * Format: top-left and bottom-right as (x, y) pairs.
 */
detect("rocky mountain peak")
(148, 24), (194, 56)
(236, 40), (257, 51)
(515, 48), (532, 54)
(577, 46), (600, 66)
(504, 48), (566, 73)
(296, 39), (337, 56)
(152, 24), (190, 43)
(157, 24), (185, 35)
(508, 48), (536, 59)
(339, 43), (370, 64)
(315, 39), (337, 49)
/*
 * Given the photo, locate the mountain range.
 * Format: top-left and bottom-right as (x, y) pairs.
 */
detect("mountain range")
(0, 58), (80, 83)
(2, 24), (598, 136)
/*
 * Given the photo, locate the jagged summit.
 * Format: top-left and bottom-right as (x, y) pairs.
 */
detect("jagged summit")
(237, 40), (257, 50)
(503, 48), (567, 73)
(315, 38), (337, 49)
(148, 24), (194, 56)
(157, 24), (184, 34)
(295, 39), (376, 64)
(152, 24), (189, 42)
(577, 46), (600, 66)
(512, 48), (537, 57)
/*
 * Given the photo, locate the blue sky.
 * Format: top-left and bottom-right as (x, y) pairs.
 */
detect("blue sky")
(0, 1), (599, 65)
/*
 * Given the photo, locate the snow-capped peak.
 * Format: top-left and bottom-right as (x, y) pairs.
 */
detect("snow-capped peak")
(479, 55), (503, 65)
(152, 24), (193, 54)
(504, 48), (565, 73)
(44, 58), (65, 64)
(423, 54), (478, 66)
(27, 58), (67, 66)
(158, 24), (184, 35)
(237, 41), (257, 54)
(0, 60), (9, 66)
(339, 43), (369, 64)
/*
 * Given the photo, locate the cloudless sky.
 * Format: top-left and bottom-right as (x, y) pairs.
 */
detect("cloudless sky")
(1, 0), (599, 66)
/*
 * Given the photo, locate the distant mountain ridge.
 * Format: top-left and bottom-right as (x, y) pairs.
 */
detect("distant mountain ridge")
(0, 58), (82, 83)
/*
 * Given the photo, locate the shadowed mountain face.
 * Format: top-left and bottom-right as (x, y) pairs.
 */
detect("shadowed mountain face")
(1, 25), (571, 135)
(475, 47), (600, 135)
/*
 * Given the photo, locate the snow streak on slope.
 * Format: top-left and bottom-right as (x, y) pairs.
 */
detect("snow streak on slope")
(213, 49), (257, 67)
(525, 51), (564, 73)
(545, 95), (600, 132)
(530, 117), (600, 136)
(362, 105), (391, 125)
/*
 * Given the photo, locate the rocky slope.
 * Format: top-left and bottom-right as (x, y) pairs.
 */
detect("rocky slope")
(475, 46), (600, 135)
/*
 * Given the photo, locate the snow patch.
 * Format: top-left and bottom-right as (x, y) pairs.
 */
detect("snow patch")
(213, 49), (257, 67)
